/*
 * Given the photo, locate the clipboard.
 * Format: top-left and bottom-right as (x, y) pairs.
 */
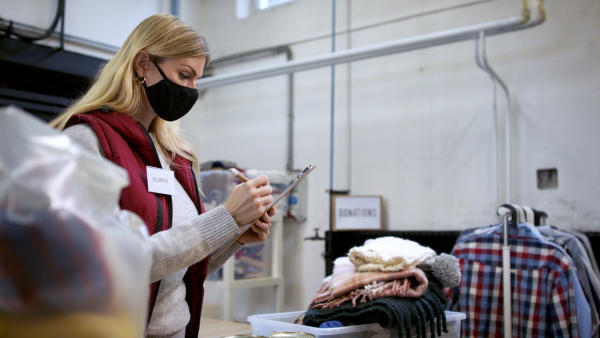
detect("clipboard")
(211, 164), (317, 260)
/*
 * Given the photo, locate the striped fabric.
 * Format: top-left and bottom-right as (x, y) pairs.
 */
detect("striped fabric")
(448, 224), (581, 337)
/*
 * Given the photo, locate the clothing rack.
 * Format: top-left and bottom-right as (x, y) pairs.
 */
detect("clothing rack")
(497, 204), (517, 338)
(496, 203), (549, 338)
(449, 203), (599, 336)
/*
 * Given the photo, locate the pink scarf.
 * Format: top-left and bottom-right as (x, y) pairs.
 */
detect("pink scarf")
(310, 257), (428, 310)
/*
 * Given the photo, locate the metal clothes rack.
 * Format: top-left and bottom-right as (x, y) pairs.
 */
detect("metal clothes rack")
(497, 204), (519, 338)
(496, 203), (548, 337)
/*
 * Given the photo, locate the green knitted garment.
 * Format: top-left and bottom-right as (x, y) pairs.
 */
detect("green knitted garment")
(303, 274), (448, 338)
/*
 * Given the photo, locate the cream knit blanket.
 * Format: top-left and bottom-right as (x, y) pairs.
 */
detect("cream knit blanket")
(348, 236), (436, 272)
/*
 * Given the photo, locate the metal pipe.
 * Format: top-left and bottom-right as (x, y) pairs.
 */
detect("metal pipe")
(0, 19), (119, 53)
(497, 204), (519, 338)
(59, 0), (65, 50)
(197, 15), (541, 90)
(475, 30), (513, 205)
(472, 0), (546, 206)
(501, 213), (512, 338)
(328, 0), (337, 236)
(329, 0), (337, 201)
(287, 65), (296, 172)
(172, 0), (180, 16)
(206, 46), (290, 69)
(2, 0), (65, 43)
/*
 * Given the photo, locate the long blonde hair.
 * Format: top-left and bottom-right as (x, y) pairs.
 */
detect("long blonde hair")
(50, 13), (210, 173)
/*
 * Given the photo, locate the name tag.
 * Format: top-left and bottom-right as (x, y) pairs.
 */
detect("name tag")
(147, 166), (175, 196)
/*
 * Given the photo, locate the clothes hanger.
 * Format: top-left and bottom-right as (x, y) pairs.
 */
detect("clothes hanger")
(532, 208), (548, 226)
(509, 204), (525, 225)
(521, 206), (535, 225)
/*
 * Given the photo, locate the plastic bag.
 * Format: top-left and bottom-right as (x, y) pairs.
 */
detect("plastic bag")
(0, 106), (151, 337)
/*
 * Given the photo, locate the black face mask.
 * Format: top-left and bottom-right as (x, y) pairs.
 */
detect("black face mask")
(144, 62), (199, 122)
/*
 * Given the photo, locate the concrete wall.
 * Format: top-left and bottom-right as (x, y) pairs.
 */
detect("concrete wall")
(3, 0), (599, 322)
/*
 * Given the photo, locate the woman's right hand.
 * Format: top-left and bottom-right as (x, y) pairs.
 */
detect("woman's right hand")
(223, 175), (273, 226)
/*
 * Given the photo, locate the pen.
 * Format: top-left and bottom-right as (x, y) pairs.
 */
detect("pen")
(229, 168), (249, 182)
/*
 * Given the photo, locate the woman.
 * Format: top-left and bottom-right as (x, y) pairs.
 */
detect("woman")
(50, 14), (275, 338)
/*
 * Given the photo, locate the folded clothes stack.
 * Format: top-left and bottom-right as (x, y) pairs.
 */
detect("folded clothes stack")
(299, 237), (461, 338)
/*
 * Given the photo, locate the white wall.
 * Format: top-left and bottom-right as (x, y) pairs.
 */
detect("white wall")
(3, 0), (599, 322)
(185, 0), (600, 317)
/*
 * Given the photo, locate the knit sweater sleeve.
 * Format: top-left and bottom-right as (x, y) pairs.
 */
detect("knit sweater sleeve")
(63, 124), (105, 157)
(63, 123), (243, 282)
(208, 241), (243, 276)
(148, 207), (242, 282)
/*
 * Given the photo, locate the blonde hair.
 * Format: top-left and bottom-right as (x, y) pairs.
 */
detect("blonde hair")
(50, 13), (210, 173)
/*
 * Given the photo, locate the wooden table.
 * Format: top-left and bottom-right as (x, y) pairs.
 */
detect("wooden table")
(199, 317), (253, 337)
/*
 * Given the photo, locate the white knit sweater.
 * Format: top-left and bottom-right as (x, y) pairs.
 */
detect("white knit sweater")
(348, 236), (436, 272)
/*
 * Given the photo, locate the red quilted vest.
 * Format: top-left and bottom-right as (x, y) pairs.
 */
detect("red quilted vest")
(66, 110), (207, 337)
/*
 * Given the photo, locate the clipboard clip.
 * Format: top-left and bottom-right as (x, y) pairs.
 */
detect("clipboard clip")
(295, 164), (314, 180)
(211, 163), (318, 261)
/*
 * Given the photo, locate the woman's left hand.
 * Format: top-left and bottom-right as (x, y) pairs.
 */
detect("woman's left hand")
(237, 206), (275, 244)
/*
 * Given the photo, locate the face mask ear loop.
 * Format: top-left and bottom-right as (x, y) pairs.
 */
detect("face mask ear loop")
(152, 62), (170, 82)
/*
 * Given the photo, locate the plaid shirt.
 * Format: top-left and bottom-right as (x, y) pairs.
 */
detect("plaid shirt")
(447, 224), (582, 337)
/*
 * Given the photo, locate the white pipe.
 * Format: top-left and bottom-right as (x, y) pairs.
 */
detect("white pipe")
(329, 0), (337, 198)
(475, 31), (513, 205)
(197, 16), (536, 90)
(476, 36), (501, 206)
(0, 20), (120, 54)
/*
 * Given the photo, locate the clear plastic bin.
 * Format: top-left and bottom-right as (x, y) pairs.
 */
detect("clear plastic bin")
(247, 310), (466, 338)
(201, 170), (275, 280)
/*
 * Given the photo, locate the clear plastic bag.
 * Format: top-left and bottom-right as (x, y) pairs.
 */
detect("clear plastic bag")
(0, 106), (151, 337)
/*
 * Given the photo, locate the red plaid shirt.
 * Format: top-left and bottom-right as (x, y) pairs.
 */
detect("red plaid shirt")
(447, 224), (582, 337)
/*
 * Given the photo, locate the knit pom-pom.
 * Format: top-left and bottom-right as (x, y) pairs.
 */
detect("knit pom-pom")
(427, 253), (461, 288)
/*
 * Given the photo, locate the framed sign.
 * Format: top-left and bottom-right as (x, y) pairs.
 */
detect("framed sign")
(332, 195), (382, 231)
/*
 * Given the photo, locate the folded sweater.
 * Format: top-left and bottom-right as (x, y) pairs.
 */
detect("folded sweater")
(304, 273), (448, 338)
(349, 236), (436, 272)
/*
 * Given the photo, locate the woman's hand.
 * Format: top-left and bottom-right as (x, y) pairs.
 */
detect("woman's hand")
(237, 206), (275, 244)
(224, 175), (273, 227)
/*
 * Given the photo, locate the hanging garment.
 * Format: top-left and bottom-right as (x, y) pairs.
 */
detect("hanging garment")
(570, 230), (600, 278)
(448, 222), (591, 337)
(538, 226), (600, 337)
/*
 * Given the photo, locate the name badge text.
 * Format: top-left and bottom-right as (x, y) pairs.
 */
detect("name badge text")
(147, 166), (175, 196)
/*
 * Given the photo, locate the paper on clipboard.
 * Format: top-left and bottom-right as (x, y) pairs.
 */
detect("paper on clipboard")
(212, 164), (317, 260)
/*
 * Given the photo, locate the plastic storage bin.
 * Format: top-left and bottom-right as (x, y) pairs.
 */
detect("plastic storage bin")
(247, 310), (466, 338)
(201, 170), (276, 280)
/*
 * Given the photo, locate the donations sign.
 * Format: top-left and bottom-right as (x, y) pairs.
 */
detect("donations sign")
(332, 196), (382, 230)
